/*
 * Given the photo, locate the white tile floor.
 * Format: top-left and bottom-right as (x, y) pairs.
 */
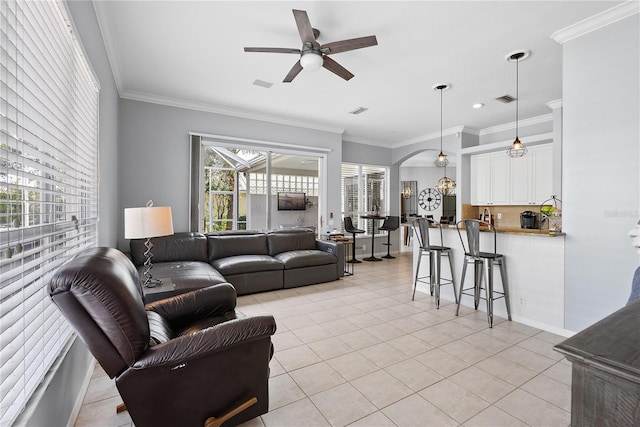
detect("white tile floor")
(74, 252), (572, 427)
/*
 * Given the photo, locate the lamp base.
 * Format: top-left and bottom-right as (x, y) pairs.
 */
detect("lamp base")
(142, 237), (162, 288)
(143, 277), (163, 288)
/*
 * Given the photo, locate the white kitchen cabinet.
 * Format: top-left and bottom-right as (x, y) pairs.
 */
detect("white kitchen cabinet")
(490, 154), (511, 205)
(531, 144), (553, 204)
(470, 154), (490, 205)
(509, 144), (553, 205)
(470, 152), (510, 205)
(471, 144), (552, 206)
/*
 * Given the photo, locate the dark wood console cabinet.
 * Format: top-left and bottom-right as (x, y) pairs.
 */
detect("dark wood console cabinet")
(554, 299), (640, 426)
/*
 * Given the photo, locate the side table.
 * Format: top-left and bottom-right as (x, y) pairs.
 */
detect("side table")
(330, 235), (353, 276)
(142, 277), (176, 303)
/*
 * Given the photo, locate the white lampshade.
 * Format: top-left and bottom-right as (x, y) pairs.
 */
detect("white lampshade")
(300, 52), (323, 71)
(124, 206), (174, 239)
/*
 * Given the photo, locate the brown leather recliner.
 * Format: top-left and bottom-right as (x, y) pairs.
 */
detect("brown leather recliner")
(49, 247), (276, 427)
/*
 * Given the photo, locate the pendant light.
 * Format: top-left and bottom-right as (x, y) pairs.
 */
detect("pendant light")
(434, 84), (449, 167)
(506, 50), (530, 157)
(433, 83), (456, 195)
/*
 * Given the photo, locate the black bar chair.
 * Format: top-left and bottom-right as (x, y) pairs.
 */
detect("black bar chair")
(455, 219), (512, 327)
(379, 216), (400, 259)
(343, 216), (365, 263)
(411, 218), (457, 308)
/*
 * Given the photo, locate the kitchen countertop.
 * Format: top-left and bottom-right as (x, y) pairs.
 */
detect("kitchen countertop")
(437, 224), (565, 237)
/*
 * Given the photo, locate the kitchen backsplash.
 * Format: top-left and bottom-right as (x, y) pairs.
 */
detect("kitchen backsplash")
(462, 204), (548, 229)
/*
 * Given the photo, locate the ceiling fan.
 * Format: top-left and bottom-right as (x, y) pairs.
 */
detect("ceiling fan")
(244, 9), (378, 83)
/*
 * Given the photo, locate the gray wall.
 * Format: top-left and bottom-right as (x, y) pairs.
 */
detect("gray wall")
(563, 14), (640, 331)
(118, 100), (343, 249)
(400, 166), (458, 220)
(342, 140), (392, 167)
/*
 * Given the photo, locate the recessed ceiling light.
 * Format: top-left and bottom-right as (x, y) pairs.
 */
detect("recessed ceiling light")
(473, 103), (484, 109)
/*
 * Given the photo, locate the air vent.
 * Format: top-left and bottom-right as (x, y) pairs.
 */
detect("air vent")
(252, 79), (273, 88)
(495, 94), (516, 103)
(349, 107), (369, 115)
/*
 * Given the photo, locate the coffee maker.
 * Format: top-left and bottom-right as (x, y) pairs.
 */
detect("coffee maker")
(520, 211), (538, 229)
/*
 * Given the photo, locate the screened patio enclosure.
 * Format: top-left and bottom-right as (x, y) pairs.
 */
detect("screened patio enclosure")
(199, 146), (320, 233)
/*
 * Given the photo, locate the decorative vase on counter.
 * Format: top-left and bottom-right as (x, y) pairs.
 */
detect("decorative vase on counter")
(549, 210), (562, 232)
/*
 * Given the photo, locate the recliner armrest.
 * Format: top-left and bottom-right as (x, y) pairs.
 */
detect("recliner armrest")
(132, 315), (277, 369)
(145, 283), (237, 327)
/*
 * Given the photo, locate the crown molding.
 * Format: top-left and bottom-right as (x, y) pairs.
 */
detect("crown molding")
(93, 1), (123, 94)
(392, 125), (469, 148)
(479, 113), (553, 136)
(551, 1), (640, 44)
(120, 91), (345, 136)
(546, 99), (563, 110)
(341, 136), (391, 147)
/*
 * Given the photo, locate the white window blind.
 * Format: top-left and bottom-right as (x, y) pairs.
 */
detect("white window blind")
(341, 164), (388, 234)
(0, 0), (99, 425)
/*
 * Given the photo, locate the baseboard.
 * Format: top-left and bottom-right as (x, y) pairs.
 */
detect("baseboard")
(413, 284), (576, 337)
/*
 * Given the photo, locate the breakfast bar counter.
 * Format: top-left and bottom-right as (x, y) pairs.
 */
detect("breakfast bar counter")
(413, 225), (566, 332)
(439, 223), (565, 237)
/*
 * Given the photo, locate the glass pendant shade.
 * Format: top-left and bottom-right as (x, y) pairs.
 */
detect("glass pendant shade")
(434, 151), (449, 167)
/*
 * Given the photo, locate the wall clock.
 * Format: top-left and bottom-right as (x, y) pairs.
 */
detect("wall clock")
(418, 188), (441, 211)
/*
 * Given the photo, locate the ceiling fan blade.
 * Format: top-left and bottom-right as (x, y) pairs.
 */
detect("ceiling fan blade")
(244, 47), (301, 54)
(283, 60), (303, 83)
(322, 56), (354, 81)
(322, 35), (378, 54)
(292, 9), (318, 46)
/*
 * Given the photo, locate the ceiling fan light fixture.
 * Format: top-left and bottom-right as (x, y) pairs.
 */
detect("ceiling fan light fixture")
(300, 51), (323, 71)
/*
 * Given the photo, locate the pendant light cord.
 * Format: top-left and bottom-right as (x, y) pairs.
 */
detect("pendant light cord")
(440, 87), (443, 152)
(515, 57), (519, 138)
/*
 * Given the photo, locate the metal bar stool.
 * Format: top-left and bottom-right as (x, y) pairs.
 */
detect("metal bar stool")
(455, 219), (512, 327)
(343, 216), (365, 263)
(411, 218), (457, 308)
(379, 216), (400, 259)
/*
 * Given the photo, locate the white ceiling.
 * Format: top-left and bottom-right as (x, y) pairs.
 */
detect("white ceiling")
(94, 1), (620, 149)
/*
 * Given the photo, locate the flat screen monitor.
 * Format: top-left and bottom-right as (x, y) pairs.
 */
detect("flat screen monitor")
(277, 192), (306, 211)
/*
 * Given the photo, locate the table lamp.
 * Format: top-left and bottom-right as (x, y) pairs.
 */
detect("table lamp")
(124, 200), (174, 287)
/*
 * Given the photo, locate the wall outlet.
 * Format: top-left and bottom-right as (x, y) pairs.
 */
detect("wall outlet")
(362, 244), (366, 251)
(519, 297), (526, 307)
(497, 213), (502, 220)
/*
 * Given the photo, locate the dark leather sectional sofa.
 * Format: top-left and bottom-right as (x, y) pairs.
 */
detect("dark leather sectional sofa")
(130, 228), (345, 299)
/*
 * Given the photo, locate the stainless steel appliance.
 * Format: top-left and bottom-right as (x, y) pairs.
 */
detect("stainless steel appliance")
(520, 211), (538, 229)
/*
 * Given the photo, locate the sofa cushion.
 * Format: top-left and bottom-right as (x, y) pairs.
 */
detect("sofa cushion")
(274, 250), (337, 269)
(267, 229), (317, 256)
(130, 232), (207, 266)
(140, 261), (227, 290)
(207, 233), (269, 261)
(211, 255), (284, 276)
